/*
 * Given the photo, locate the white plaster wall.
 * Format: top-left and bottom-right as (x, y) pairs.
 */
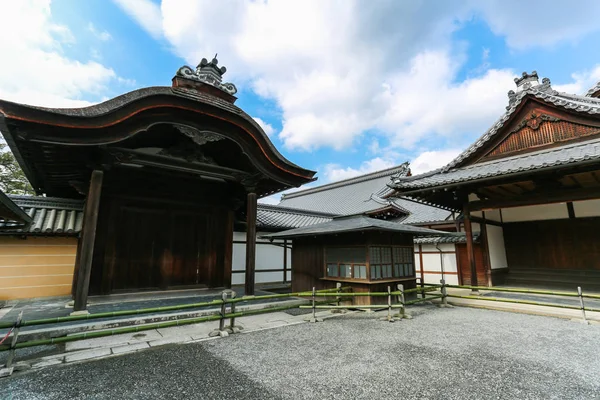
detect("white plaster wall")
(420, 273), (459, 285)
(486, 225), (508, 270)
(501, 203), (568, 222)
(415, 244), (458, 285)
(232, 231), (289, 285)
(573, 199), (600, 218)
(484, 209), (502, 222)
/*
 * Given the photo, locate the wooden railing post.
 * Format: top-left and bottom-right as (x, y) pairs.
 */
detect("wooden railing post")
(4, 311), (23, 374)
(578, 286), (588, 325)
(308, 286), (323, 323)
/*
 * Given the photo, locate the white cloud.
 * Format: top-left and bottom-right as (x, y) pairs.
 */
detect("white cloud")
(116, 0), (600, 156)
(409, 149), (463, 176)
(323, 157), (396, 183)
(377, 51), (515, 148)
(473, 0), (600, 50)
(0, 1), (118, 107)
(88, 22), (112, 41)
(553, 65), (600, 95)
(252, 117), (275, 137)
(113, 0), (163, 39)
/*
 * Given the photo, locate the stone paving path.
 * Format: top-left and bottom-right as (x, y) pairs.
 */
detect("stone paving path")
(6, 309), (344, 372)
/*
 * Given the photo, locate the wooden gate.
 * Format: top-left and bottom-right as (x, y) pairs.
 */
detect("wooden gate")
(91, 198), (233, 294)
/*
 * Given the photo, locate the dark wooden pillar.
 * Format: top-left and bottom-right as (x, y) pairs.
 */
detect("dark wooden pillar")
(283, 239), (288, 283)
(73, 170), (104, 312)
(245, 192), (257, 295)
(463, 205), (479, 288)
(480, 211), (491, 287)
(418, 244), (425, 288)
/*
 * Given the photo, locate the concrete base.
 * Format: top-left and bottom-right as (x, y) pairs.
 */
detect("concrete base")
(0, 367), (13, 378)
(69, 310), (90, 316)
(208, 330), (229, 338)
(307, 317), (323, 323)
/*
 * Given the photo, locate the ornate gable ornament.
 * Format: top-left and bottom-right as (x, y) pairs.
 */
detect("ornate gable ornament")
(173, 55), (238, 102)
(483, 110), (600, 160)
(389, 162), (411, 182)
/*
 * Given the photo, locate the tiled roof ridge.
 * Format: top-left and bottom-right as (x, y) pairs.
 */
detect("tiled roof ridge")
(586, 81), (600, 97)
(281, 164), (409, 199)
(439, 83), (600, 174)
(9, 195), (84, 210)
(257, 203), (339, 217)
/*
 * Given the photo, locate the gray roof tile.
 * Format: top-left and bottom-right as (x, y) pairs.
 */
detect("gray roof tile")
(1, 196), (84, 235)
(392, 137), (600, 190)
(278, 164), (451, 224)
(587, 81), (600, 97)
(257, 204), (335, 229)
(262, 215), (452, 239)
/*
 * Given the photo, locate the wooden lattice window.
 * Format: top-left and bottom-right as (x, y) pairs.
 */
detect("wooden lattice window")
(325, 247), (367, 280)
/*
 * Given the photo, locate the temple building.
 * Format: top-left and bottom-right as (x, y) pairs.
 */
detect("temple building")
(388, 72), (600, 290)
(0, 57), (316, 309)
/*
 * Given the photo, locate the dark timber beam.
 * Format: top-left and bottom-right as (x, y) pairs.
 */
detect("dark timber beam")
(245, 192), (257, 295)
(463, 206), (479, 290)
(73, 170), (104, 313)
(467, 186), (600, 212)
(469, 215), (503, 227)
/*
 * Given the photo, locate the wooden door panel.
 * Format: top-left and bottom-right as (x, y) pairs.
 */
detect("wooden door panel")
(111, 207), (164, 292)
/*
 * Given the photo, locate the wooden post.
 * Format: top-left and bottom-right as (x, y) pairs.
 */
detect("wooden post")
(480, 211), (492, 287)
(283, 239), (288, 283)
(418, 244), (425, 296)
(73, 170), (104, 312)
(463, 205), (479, 289)
(244, 192), (257, 296)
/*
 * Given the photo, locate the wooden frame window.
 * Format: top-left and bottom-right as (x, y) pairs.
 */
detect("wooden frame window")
(369, 246), (414, 280)
(324, 245), (415, 282)
(325, 247), (367, 280)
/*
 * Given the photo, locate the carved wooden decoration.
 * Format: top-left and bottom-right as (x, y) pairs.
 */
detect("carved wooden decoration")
(483, 112), (600, 160)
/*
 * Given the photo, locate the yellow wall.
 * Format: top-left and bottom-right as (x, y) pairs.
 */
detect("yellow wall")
(0, 236), (77, 300)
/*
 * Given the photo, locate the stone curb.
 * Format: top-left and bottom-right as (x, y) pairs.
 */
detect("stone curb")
(17, 309), (352, 373)
(15, 298), (309, 342)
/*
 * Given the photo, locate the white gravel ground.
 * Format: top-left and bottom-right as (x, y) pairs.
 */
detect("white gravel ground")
(2, 305), (600, 399)
(204, 305), (600, 400)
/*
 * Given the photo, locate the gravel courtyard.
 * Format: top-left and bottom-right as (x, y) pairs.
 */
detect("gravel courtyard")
(2, 306), (599, 400)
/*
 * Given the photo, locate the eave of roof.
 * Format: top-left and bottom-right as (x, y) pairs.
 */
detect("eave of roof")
(414, 232), (480, 244)
(261, 215), (453, 239)
(0, 191), (32, 227)
(0, 86), (317, 197)
(390, 137), (600, 192)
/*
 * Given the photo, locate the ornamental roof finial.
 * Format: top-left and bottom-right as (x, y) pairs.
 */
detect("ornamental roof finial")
(173, 54), (238, 100)
(514, 71), (539, 92)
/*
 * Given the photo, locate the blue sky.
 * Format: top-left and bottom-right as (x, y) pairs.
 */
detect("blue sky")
(1, 1), (600, 202)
